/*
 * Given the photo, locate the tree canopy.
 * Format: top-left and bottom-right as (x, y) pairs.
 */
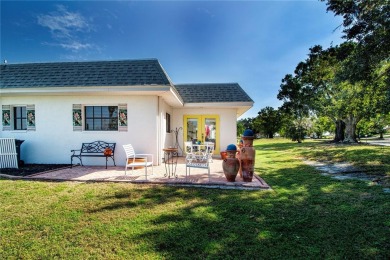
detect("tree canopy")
(256, 107), (283, 138)
(240, 0), (389, 143)
(322, 0), (390, 82)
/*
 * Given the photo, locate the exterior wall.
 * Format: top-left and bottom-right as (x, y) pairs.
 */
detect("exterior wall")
(172, 108), (238, 154)
(158, 97), (174, 163)
(1, 95), (159, 166)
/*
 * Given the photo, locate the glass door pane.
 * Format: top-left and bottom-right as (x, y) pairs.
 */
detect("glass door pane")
(202, 116), (218, 154)
(186, 118), (199, 143)
(204, 118), (216, 142)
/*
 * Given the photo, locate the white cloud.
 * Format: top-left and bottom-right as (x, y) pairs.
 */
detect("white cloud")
(37, 5), (90, 39)
(60, 42), (92, 51)
(197, 8), (215, 18)
(37, 5), (96, 53)
(43, 41), (99, 52)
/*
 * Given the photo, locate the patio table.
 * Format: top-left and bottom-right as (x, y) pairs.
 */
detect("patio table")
(163, 148), (178, 178)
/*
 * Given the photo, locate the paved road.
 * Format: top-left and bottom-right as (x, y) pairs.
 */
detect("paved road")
(365, 138), (390, 146)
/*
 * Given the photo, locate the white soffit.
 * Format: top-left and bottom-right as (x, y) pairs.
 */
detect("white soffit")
(183, 102), (253, 118)
(0, 85), (171, 95)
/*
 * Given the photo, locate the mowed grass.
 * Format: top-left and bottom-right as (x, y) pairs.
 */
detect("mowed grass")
(1, 139), (389, 259)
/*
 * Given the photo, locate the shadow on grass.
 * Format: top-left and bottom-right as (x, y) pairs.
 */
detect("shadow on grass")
(253, 141), (315, 152)
(341, 147), (389, 164)
(89, 163), (389, 259)
(299, 144), (390, 176)
(2, 139), (389, 258)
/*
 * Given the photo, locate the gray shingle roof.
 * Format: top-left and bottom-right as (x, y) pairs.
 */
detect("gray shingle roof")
(174, 83), (253, 103)
(0, 59), (171, 88)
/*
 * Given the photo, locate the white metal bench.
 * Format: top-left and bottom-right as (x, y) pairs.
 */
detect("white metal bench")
(0, 138), (18, 169)
(185, 147), (211, 181)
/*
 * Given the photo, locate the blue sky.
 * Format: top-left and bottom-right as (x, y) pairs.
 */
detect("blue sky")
(0, 0), (344, 118)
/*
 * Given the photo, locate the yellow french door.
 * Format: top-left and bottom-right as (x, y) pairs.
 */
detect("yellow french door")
(183, 115), (219, 154)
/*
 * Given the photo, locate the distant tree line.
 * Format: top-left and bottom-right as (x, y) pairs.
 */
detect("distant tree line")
(238, 0), (390, 143)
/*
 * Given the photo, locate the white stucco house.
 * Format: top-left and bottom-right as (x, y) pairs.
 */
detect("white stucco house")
(0, 59), (253, 166)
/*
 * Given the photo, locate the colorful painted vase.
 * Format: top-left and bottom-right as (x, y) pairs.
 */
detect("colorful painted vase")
(240, 146), (255, 182)
(236, 139), (243, 177)
(222, 144), (240, 182)
(240, 129), (255, 182)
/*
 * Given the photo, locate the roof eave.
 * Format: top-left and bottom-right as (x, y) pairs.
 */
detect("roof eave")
(184, 101), (253, 107)
(161, 87), (184, 107)
(0, 85), (172, 95)
(183, 101), (254, 118)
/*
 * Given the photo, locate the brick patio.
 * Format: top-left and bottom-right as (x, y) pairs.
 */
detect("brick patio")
(26, 157), (271, 190)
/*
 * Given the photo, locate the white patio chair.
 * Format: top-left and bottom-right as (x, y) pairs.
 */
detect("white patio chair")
(123, 144), (153, 180)
(204, 142), (215, 162)
(184, 141), (196, 163)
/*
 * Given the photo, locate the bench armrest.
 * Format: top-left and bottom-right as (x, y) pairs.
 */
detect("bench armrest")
(71, 149), (81, 156)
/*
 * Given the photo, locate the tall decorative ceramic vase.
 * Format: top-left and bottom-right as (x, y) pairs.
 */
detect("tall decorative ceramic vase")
(240, 129), (255, 182)
(242, 135), (254, 147)
(236, 139), (243, 178)
(222, 144), (240, 182)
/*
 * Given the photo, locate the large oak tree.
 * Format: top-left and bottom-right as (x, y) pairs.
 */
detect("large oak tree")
(278, 42), (387, 142)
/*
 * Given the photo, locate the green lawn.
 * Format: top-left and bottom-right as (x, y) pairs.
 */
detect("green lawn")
(1, 139), (389, 259)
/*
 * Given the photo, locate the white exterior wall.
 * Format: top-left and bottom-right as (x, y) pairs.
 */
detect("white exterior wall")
(0, 95), (159, 166)
(172, 108), (238, 153)
(158, 97), (174, 162)
(1, 95), (242, 165)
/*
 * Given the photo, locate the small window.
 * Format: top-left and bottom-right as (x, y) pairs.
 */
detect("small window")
(166, 113), (171, 133)
(14, 106), (27, 130)
(85, 106), (118, 131)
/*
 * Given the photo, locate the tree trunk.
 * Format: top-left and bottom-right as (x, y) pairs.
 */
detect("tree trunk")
(333, 119), (345, 142)
(343, 116), (359, 143)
